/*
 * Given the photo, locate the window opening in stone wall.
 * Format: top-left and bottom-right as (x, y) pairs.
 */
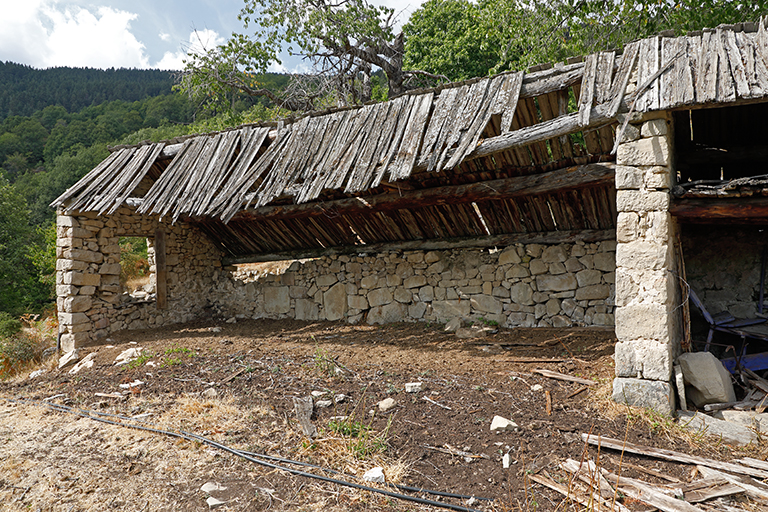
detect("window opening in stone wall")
(119, 237), (155, 303)
(674, 103), (768, 184)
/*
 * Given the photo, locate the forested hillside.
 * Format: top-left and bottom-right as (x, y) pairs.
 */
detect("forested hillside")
(0, 64), (290, 316)
(0, 62), (176, 121)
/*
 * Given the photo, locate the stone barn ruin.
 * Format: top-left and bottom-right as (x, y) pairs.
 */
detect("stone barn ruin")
(53, 22), (768, 415)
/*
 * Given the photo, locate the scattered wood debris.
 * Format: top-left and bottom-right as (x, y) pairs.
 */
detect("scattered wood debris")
(533, 368), (597, 386)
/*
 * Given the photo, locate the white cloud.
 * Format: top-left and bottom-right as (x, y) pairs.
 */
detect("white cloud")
(159, 32), (171, 42)
(151, 29), (225, 70)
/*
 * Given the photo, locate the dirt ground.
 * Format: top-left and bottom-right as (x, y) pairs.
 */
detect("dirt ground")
(0, 319), (762, 511)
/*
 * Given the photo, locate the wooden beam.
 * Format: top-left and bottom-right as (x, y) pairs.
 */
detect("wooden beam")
(220, 228), (615, 265)
(154, 229), (167, 310)
(671, 197), (768, 222)
(416, 103), (617, 170)
(231, 163), (615, 222)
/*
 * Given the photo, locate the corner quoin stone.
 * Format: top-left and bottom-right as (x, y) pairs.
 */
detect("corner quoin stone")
(612, 377), (674, 416)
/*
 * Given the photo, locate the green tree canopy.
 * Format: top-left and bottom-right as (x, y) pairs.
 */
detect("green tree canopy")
(404, 0), (768, 80)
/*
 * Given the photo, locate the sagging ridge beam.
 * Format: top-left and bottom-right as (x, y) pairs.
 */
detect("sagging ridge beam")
(231, 162), (616, 223)
(221, 229), (615, 265)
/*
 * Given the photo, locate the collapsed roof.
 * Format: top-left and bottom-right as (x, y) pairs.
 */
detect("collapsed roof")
(52, 22), (768, 261)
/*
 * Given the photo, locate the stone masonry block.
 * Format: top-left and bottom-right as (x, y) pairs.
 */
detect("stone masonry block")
(62, 272), (101, 287)
(57, 216), (80, 228)
(615, 303), (672, 343)
(644, 166), (672, 189)
(62, 248), (103, 263)
(56, 259), (88, 272)
(99, 263), (122, 275)
(612, 377), (674, 415)
(641, 118), (668, 137)
(64, 296), (92, 313)
(536, 273), (577, 292)
(616, 190), (671, 212)
(367, 288), (393, 308)
(616, 241), (671, 271)
(616, 212), (639, 243)
(614, 339), (673, 381)
(470, 294), (503, 315)
(264, 286), (290, 314)
(617, 136), (670, 166)
(615, 166), (644, 190)
(59, 312), (89, 326)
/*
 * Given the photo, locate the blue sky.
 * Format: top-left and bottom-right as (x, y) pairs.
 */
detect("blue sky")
(0, 0), (425, 71)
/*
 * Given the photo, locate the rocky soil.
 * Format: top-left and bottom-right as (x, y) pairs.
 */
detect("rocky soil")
(0, 319), (761, 511)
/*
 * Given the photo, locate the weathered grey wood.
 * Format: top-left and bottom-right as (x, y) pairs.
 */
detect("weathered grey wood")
(734, 457), (768, 471)
(492, 72), (523, 132)
(533, 369), (596, 386)
(529, 474), (621, 512)
(292, 396), (317, 438)
(724, 28), (750, 99)
(660, 36), (677, 109)
(375, 95), (417, 185)
(701, 30), (720, 103)
(154, 229), (167, 310)
(715, 28), (737, 103)
(682, 477), (745, 503)
(440, 102), (616, 167)
(581, 433), (768, 479)
(607, 41), (640, 117)
(435, 80), (488, 172)
(220, 228), (615, 265)
(64, 148), (135, 212)
(105, 143), (165, 215)
(420, 86), (460, 169)
(390, 92), (433, 181)
(675, 36), (697, 106)
(519, 64), (584, 99)
(641, 36), (661, 111)
(602, 472), (705, 512)
(697, 466), (768, 501)
(445, 78), (501, 170)
(594, 51), (616, 104)
(578, 53), (598, 126)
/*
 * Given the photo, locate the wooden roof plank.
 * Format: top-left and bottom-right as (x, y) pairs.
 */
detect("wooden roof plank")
(52, 148), (125, 210)
(701, 30), (720, 103)
(81, 146), (146, 213)
(418, 86), (459, 171)
(434, 80), (488, 172)
(445, 79), (502, 171)
(372, 95), (417, 188)
(723, 28), (750, 99)
(660, 37), (677, 109)
(716, 28), (737, 103)
(578, 53), (598, 126)
(186, 130), (242, 217)
(345, 102), (393, 193)
(497, 72), (524, 133)
(594, 51), (616, 105)
(103, 143), (166, 215)
(64, 148), (135, 212)
(389, 92), (433, 181)
(607, 41), (640, 117)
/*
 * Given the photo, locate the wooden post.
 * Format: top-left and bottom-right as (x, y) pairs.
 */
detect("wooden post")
(154, 229), (167, 310)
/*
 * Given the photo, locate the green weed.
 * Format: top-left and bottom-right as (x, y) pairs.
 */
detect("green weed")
(126, 350), (154, 370)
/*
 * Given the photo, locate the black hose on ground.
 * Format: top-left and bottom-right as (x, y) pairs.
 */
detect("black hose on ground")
(2, 397), (492, 512)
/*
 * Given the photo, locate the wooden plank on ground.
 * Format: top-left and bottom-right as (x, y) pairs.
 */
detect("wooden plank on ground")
(582, 434), (768, 479)
(533, 369), (596, 386)
(697, 465), (768, 501)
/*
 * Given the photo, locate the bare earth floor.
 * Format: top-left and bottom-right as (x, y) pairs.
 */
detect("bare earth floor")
(0, 320), (761, 511)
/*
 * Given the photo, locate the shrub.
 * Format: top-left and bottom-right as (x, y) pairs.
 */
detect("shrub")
(0, 332), (42, 378)
(0, 312), (22, 338)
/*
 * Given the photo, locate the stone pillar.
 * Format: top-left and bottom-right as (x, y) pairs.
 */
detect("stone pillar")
(55, 212), (103, 352)
(612, 113), (680, 415)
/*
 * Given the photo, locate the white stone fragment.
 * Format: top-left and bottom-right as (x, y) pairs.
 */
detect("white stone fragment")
(58, 350), (80, 369)
(363, 467), (385, 483)
(405, 382), (424, 393)
(502, 453), (511, 468)
(490, 415), (518, 432)
(200, 482), (227, 493)
(119, 380), (144, 389)
(69, 352), (96, 374)
(377, 398), (396, 412)
(201, 387), (218, 399)
(530, 384), (543, 392)
(29, 369), (45, 379)
(206, 496), (227, 509)
(114, 347), (143, 366)
(315, 400), (333, 408)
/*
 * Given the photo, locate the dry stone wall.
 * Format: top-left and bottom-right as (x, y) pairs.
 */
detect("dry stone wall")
(215, 241), (616, 329)
(56, 207), (222, 351)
